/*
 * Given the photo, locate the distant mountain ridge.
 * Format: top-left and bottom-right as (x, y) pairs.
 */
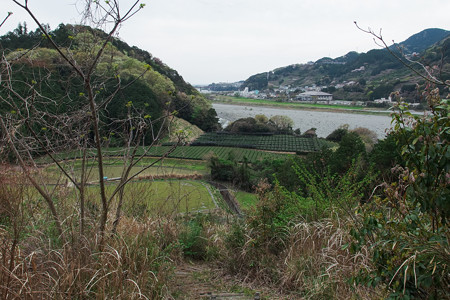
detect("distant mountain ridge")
(395, 28), (450, 54)
(239, 28), (449, 103)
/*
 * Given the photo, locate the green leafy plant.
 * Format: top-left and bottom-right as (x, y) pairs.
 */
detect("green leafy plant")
(351, 90), (449, 299)
(178, 214), (214, 260)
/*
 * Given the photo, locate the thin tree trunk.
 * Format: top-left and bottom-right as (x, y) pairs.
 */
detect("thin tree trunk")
(85, 81), (108, 247)
(80, 147), (87, 236)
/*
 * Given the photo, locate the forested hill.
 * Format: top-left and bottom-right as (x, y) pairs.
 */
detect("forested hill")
(242, 28), (450, 102)
(394, 28), (450, 54)
(0, 23), (219, 132)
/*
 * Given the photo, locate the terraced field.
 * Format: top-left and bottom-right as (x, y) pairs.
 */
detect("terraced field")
(52, 180), (219, 215)
(39, 145), (290, 164)
(135, 146), (289, 162)
(189, 133), (325, 153)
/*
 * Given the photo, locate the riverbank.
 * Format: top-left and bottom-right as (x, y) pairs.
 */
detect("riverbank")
(211, 95), (393, 116)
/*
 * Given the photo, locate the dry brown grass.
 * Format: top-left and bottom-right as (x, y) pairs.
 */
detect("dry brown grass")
(0, 217), (182, 299)
(216, 215), (384, 299)
(0, 167), (183, 299)
(0, 166), (386, 299)
(279, 218), (376, 299)
(0, 225), (181, 299)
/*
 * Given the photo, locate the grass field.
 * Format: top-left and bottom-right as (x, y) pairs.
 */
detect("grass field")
(213, 95), (390, 114)
(44, 157), (208, 183)
(60, 180), (219, 216)
(234, 191), (258, 210)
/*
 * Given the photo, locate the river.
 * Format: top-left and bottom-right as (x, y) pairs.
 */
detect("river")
(212, 103), (394, 139)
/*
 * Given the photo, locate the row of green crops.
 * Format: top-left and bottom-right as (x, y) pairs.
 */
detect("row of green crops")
(114, 146), (290, 162)
(38, 146), (291, 164)
(188, 133), (325, 153)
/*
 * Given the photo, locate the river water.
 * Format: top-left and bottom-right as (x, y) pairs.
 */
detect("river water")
(212, 103), (394, 139)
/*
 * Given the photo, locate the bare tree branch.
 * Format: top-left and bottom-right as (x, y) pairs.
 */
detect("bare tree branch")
(0, 12), (13, 29)
(354, 21), (448, 87)
(2, 0), (184, 249)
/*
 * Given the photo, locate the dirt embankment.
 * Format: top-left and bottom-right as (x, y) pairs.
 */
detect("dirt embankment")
(207, 181), (242, 216)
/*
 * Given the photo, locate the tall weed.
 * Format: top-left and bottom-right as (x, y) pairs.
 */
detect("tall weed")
(216, 171), (382, 299)
(0, 167), (181, 299)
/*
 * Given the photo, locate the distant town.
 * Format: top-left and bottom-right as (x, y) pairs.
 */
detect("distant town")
(196, 82), (397, 107)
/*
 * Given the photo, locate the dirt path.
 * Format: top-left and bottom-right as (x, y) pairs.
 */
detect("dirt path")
(171, 262), (258, 299)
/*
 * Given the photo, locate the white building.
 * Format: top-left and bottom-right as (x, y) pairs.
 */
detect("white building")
(296, 91), (333, 101)
(374, 97), (393, 104)
(240, 87), (250, 97)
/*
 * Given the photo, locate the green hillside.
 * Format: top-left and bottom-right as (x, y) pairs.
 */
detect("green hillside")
(0, 23), (219, 134)
(395, 28), (450, 54)
(242, 28), (450, 103)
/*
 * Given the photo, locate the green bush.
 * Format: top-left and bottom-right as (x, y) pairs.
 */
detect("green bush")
(178, 216), (208, 260)
(369, 132), (404, 171)
(326, 127), (348, 142)
(208, 154), (253, 190)
(178, 214), (221, 261)
(329, 131), (366, 174)
(351, 92), (449, 299)
(292, 157), (376, 221)
(225, 221), (246, 250)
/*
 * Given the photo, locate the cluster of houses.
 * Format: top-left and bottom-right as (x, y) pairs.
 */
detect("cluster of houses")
(238, 86), (333, 103)
(235, 84), (333, 102)
(231, 86), (374, 106)
(199, 81), (400, 107)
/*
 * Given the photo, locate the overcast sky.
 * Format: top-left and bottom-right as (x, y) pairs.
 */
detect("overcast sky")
(2, 0), (449, 84)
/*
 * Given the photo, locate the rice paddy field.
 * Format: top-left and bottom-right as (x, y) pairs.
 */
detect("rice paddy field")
(34, 138), (290, 215)
(43, 157), (208, 183)
(232, 190), (258, 210)
(28, 179), (218, 215)
(39, 158), (255, 216)
(102, 180), (219, 215)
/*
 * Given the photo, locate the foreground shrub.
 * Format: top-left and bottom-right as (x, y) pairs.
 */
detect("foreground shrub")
(178, 213), (223, 261)
(351, 94), (449, 299)
(178, 215), (209, 260)
(220, 215), (380, 299)
(217, 177), (381, 299)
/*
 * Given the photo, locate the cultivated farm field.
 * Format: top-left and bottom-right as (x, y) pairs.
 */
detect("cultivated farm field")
(190, 132), (326, 153)
(38, 146), (291, 164)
